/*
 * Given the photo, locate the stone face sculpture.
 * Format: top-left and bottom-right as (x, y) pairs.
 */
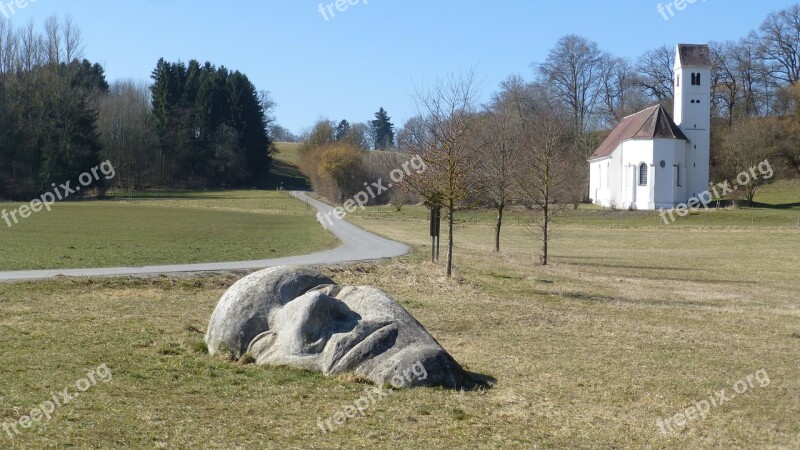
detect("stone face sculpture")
(205, 266), (466, 388)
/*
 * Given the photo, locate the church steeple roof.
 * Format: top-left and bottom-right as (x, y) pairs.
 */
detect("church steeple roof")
(589, 105), (688, 160)
(676, 44), (712, 67)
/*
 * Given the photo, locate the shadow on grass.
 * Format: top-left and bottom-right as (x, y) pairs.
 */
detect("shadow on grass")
(708, 200), (800, 210)
(558, 260), (689, 271)
(555, 255), (624, 260)
(560, 290), (728, 309)
(106, 192), (268, 201)
(488, 272), (525, 280)
(751, 201), (800, 209)
(270, 160), (310, 190)
(459, 370), (497, 391)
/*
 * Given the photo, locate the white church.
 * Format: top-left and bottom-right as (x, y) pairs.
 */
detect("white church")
(588, 44), (711, 210)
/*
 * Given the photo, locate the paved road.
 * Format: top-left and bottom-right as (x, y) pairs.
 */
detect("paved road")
(0, 192), (410, 282)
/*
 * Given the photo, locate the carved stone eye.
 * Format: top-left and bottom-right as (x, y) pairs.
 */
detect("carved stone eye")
(247, 331), (276, 356)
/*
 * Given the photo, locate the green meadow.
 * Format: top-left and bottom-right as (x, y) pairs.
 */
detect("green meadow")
(0, 191), (336, 271)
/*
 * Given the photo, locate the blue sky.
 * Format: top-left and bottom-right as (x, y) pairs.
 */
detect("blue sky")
(6, 0), (798, 134)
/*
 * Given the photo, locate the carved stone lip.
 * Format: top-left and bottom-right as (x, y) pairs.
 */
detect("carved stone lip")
(326, 321), (395, 373)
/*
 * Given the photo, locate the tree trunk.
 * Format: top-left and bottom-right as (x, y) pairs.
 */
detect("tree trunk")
(446, 206), (454, 277)
(541, 186), (549, 266)
(746, 186), (756, 207)
(541, 208), (549, 266)
(495, 204), (504, 253)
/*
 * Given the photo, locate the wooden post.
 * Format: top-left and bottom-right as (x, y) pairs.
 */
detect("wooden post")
(430, 205), (441, 262)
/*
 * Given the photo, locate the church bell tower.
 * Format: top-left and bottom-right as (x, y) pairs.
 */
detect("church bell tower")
(674, 44), (711, 198)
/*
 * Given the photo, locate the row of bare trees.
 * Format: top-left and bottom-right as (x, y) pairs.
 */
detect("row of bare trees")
(399, 73), (581, 276)
(0, 17), (84, 73)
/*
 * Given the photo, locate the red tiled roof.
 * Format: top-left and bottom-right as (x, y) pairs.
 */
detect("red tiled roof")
(588, 105), (688, 160)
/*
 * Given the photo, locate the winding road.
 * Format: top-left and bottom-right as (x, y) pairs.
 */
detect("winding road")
(0, 192), (410, 282)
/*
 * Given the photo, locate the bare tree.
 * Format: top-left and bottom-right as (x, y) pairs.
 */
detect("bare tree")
(719, 118), (777, 206)
(0, 19), (18, 75)
(405, 72), (483, 277)
(777, 109), (800, 175)
(712, 41), (745, 125)
(258, 89), (276, 130)
(343, 122), (370, 150)
(62, 16), (84, 62)
(480, 75), (529, 252)
(19, 22), (43, 71)
(516, 88), (573, 266)
(396, 115), (427, 151)
(759, 5), (800, 86)
(712, 37), (769, 124)
(96, 80), (158, 190)
(535, 34), (606, 133)
(44, 16), (61, 65)
(599, 56), (649, 125)
(636, 45), (675, 105)
(300, 119), (335, 150)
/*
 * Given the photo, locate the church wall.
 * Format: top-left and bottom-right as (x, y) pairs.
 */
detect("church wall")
(590, 138), (693, 210)
(618, 139), (654, 210)
(652, 139), (688, 208)
(589, 156), (612, 207)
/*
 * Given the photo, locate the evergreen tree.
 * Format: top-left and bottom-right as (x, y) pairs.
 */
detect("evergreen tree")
(149, 60), (271, 187)
(371, 107), (395, 150)
(335, 119), (351, 141)
(0, 59), (104, 199)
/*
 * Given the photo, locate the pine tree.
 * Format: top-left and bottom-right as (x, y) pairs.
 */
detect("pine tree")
(335, 120), (351, 141)
(371, 107), (395, 150)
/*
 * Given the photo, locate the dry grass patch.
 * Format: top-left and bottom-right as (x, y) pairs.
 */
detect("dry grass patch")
(0, 205), (797, 448)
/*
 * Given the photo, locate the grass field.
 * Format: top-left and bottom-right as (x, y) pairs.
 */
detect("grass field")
(0, 191), (337, 271)
(271, 142), (310, 190)
(347, 178), (800, 229)
(0, 176), (798, 448)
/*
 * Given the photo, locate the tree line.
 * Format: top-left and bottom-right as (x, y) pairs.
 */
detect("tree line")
(296, 108), (403, 204)
(297, 107), (396, 150)
(0, 17), (274, 200)
(0, 17), (107, 199)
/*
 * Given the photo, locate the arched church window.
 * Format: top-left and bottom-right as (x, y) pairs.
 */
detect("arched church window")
(639, 163), (648, 186)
